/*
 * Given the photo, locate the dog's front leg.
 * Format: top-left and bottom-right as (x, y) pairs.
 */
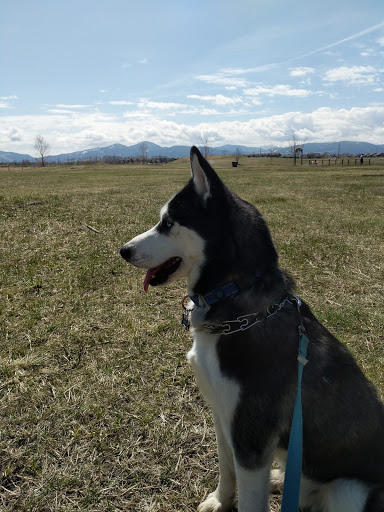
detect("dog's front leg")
(236, 462), (271, 512)
(198, 413), (236, 512)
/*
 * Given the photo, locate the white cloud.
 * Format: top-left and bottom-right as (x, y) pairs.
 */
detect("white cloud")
(137, 99), (189, 111)
(290, 67), (315, 77)
(196, 73), (248, 88)
(44, 104), (92, 114)
(109, 100), (134, 106)
(122, 110), (152, 119)
(2, 106), (384, 155)
(187, 94), (243, 106)
(46, 109), (78, 114)
(377, 37), (384, 46)
(199, 108), (221, 116)
(54, 104), (91, 109)
(323, 66), (378, 84)
(206, 107), (384, 146)
(0, 95), (19, 108)
(118, 100), (198, 120)
(244, 84), (312, 97)
(360, 49), (375, 57)
(139, 58), (148, 64)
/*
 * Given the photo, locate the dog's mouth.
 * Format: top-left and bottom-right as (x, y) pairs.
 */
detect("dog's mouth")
(143, 257), (182, 291)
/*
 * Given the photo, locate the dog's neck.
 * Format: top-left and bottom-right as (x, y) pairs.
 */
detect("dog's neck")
(187, 271), (263, 308)
(187, 264), (295, 312)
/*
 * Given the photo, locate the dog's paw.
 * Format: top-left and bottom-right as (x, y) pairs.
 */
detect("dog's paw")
(270, 468), (284, 494)
(197, 491), (233, 512)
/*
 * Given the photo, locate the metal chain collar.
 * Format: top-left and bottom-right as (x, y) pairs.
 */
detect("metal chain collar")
(203, 296), (293, 335)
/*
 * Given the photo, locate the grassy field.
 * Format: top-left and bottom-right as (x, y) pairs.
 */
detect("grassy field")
(1, 156), (383, 511)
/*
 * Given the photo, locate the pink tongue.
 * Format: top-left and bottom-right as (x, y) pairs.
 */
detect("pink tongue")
(143, 268), (157, 292)
(143, 258), (178, 291)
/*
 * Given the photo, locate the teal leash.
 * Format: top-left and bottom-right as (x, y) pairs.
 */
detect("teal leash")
(281, 298), (309, 512)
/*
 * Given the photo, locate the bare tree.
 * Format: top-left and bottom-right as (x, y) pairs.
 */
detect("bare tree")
(196, 132), (213, 158)
(34, 134), (50, 167)
(138, 142), (149, 162)
(288, 130), (303, 166)
(234, 146), (242, 164)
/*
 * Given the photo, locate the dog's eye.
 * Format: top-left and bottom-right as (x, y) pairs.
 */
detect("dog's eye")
(160, 218), (173, 230)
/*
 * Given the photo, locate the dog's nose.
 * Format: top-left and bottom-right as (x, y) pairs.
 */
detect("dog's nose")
(120, 245), (132, 261)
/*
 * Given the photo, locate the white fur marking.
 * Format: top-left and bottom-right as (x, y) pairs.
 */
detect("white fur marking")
(121, 220), (205, 287)
(296, 474), (368, 512)
(236, 464), (271, 512)
(189, 330), (241, 512)
(322, 479), (368, 512)
(187, 330), (240, 427)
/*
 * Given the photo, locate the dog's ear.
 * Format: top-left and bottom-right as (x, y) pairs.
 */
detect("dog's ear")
(190, 146), (214, 201)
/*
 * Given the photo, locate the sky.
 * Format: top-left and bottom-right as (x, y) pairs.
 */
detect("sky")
(1, 0), (384, 156)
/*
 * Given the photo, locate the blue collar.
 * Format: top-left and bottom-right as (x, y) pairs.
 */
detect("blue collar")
(189, 272), (262, 307)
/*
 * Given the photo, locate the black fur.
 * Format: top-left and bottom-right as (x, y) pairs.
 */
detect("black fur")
(185, 148), (384, 509)
(167, 148), (283, 300)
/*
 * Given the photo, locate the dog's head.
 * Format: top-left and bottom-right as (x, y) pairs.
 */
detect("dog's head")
(120, 146), (216, 291)
(120, 146), (278, 294)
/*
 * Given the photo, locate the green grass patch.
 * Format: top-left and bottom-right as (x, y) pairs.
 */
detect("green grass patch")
(0, 158), (383, 511)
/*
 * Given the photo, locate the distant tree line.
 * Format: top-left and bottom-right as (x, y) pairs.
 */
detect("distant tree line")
(0, 155), (178, 167)
(246, 151), (384, 159)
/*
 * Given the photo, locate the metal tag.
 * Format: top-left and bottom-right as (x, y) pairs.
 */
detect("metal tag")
(181, 312), (190, 331)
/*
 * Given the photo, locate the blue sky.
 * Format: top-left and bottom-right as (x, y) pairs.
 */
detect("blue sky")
(1, 0), (384, 155)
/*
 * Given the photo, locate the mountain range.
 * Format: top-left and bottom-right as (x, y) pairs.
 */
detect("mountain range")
(1, 141), (383, 164)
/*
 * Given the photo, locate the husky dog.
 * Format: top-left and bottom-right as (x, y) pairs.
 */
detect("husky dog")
(120, 147), (384, 512)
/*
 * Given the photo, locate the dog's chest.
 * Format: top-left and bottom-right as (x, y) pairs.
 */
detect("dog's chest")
(187, 330), (240, 424)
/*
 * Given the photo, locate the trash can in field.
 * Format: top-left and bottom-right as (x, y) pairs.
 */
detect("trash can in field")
(232, 162), (238, 167)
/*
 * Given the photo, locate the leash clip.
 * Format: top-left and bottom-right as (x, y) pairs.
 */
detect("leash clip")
(288, 294), (302, 311)
(181, 295), (194, 331)
(298, 328), (309, 366)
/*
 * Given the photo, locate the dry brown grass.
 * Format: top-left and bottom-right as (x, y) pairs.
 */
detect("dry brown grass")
(0, 158), (383, 511)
